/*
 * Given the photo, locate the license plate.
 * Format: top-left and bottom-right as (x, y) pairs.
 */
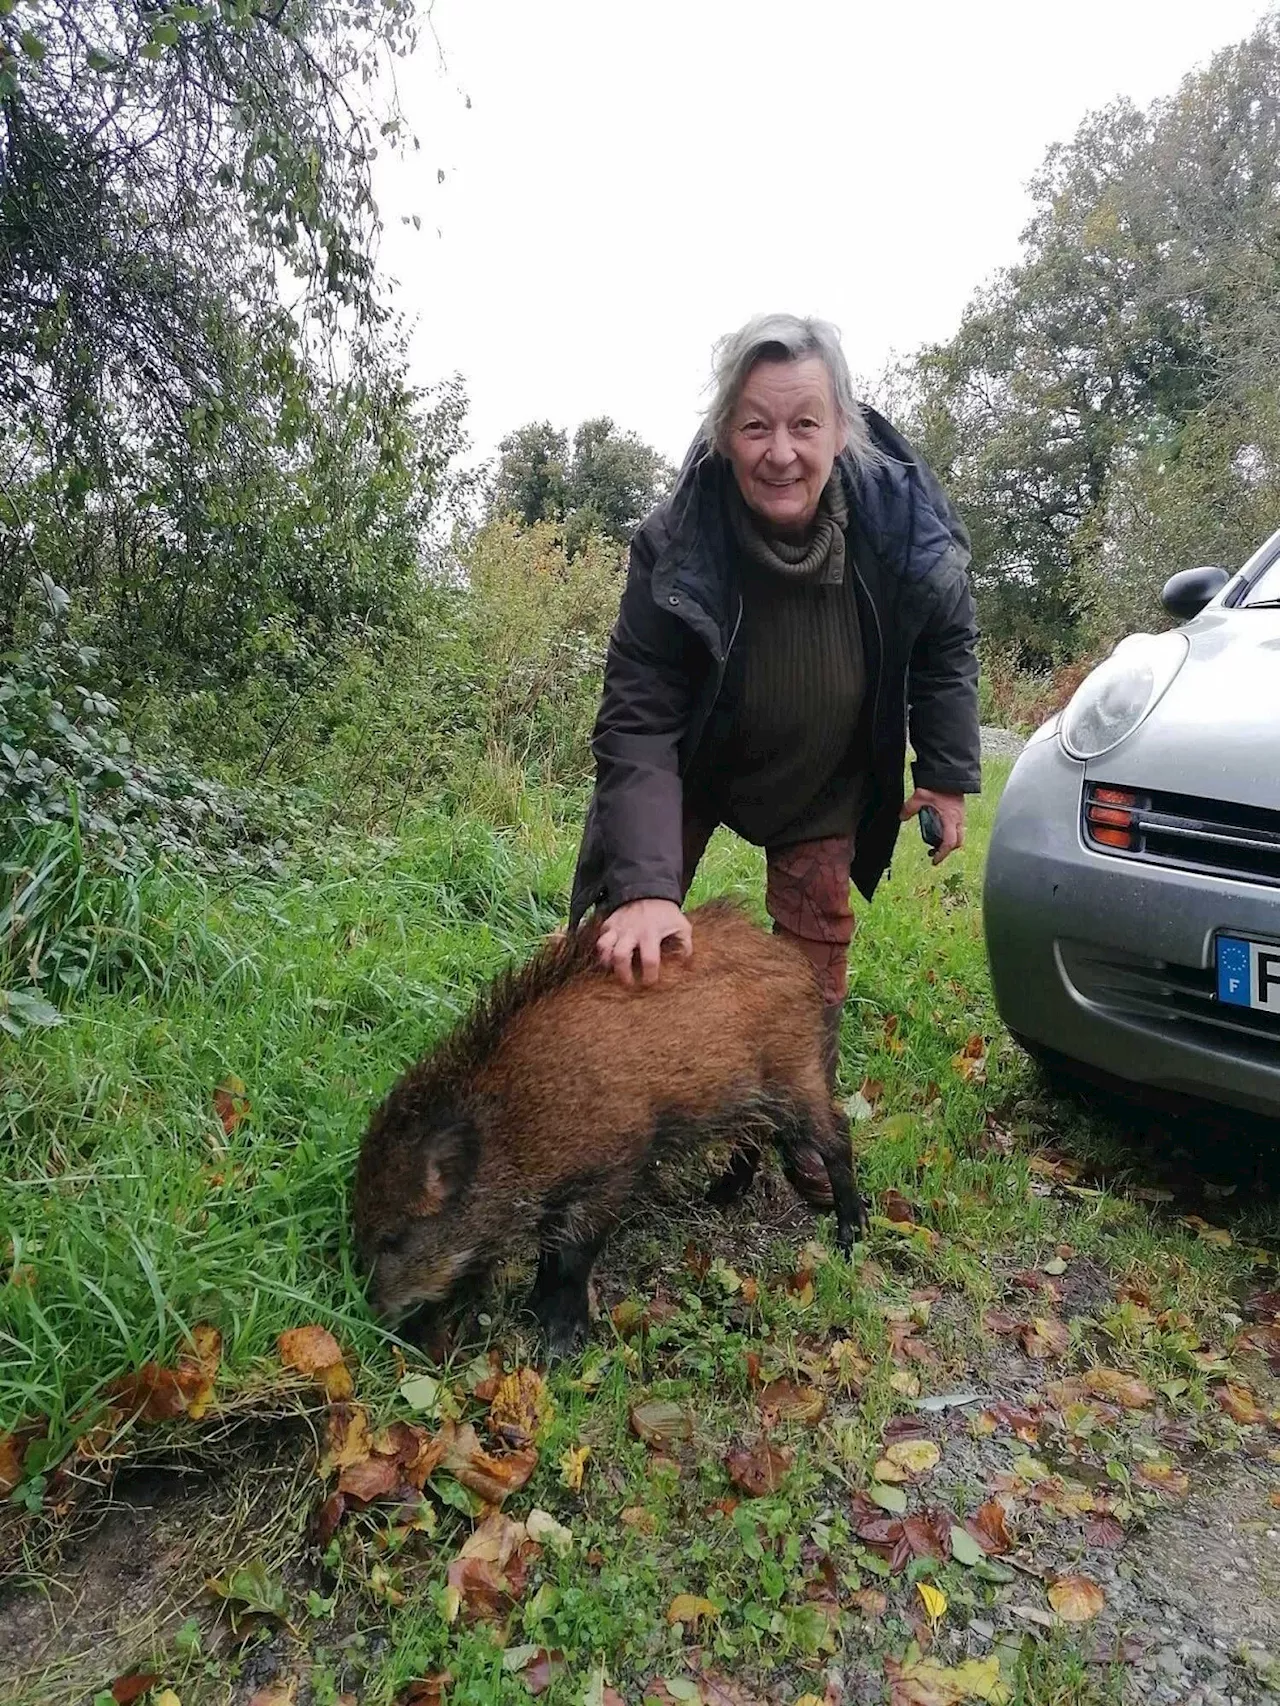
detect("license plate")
(1216, 935), (1280, 1011)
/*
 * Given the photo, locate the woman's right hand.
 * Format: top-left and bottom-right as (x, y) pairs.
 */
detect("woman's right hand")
(597, 898), (692, 988)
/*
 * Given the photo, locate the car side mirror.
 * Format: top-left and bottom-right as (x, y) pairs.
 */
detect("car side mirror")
(1160, 564), (1230, 620)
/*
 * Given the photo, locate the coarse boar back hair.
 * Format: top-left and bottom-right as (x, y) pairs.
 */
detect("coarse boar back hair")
(354, 900), (865, 1350)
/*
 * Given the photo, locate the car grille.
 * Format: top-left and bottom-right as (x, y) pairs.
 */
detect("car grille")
(1059, 942), (1280, 1052)
(1083, 784), (1280, 888)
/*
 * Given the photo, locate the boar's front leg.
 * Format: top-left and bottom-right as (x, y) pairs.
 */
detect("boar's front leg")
(527, 1223), (607, 1360)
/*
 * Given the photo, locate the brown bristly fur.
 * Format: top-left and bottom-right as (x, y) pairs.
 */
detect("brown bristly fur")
(354, 900), (864, 1341)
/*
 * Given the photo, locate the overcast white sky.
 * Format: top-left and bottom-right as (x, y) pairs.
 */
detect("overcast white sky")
(370, 0), (1273, 466)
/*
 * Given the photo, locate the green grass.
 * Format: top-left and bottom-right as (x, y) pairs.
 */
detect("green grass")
(4, 760), (1279, 1706)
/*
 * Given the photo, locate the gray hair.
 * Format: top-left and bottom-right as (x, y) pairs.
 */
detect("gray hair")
(702, 313), (882, 471)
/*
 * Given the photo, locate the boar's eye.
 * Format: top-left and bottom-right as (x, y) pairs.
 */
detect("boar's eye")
(376, 1227), (410, 1256)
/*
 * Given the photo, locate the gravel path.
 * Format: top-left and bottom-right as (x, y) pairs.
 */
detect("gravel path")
(980, 724), (1028, 759)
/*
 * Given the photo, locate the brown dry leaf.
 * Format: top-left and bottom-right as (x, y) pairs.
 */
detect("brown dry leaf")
(725, 1440), (793, 1496)
(1083, 1367), (1155, 1409)
(1048, 1575), (1105, 1623)
(440, 1421), (537, 1504)
(881, 1013), (905, 1054)
(111, 1676), (162, 1705)
(523, 1652), (565, 1697)
(0, 1433), (26, 1496)
(758, 1380), (825, 1429)
(889, 1369), (921, 1399)
(1135, 1461), (1189, 1497)
(852, 1587), (888, 1617)
(828, 1338), (871, 1390)
(321, 1403), (373, 1475)
(860, 1076), (885, 1107)
(1085, 1513), (1127, 1549)
(965, 1499), (1013, 1556)
(881, 1188), (917, 1225)
(311, 1491), (346, 1548)
(1021, 1317), (1069, 1359)
(700, 1675), (770, 1706)
(630, 1399), (693, 1448)
(740, 1276), (761, 1306)
(338, 1452), (405, 1504)
(489, 1367), (552, 1443)
(620, 1506), (657, 1534)
(395, 1675), (452, 1706)
(247, 1684), (297, 1706)
(1268, 1490), (1280, 1510)
(447, 1514), (534, 1622)
(277, 1325), (353, 1401)
(1216, 1382), (1268, 1425)
(982, 1402), (1040, 1443)
(667, 1593), (719, 1626)
(213, 1073), (250, 1136)
(1028, 1150), (1083, 1183)
(981, 1310), (1023, 1336)
(951, 1034), (988, 1083)
(903, 1508), (952, 1562)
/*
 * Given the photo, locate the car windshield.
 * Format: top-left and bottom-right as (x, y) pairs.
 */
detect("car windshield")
(1243, 550), (1280, 606)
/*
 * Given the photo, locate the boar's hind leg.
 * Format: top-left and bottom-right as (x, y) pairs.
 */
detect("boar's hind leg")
(776, 1104), (869, 1253)
(706, 1137), (763, 1206)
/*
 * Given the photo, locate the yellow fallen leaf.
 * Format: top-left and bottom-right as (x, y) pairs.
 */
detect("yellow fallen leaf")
(1268, 1489), (1280, 1509)
(883, 1654), (1010, 1704)
(155, 1695), (183, 1706)
(793, 1696), (825, 1706)
(526, 1509), (572, 1556)
(872, 1457), (908, 1484)
(885, 1437), (941, 1477)
(1048, 1574), (1105, 1622)
(443, 1583), (462, 1624)
(559, 1443), (590, 1491)
(889, 1369), (920, 1399)
(667, 1594), (718, 1626)
(917, 1580), (947, 1625)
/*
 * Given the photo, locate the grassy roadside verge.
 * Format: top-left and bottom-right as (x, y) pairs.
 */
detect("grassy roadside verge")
(3, 760), (1280, 1706)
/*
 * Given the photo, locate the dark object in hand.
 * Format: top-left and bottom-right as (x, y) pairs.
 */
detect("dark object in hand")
(919, 804), (944, 851)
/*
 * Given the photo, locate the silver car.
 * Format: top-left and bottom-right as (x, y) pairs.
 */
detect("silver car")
(984, 533), (1280, 1116)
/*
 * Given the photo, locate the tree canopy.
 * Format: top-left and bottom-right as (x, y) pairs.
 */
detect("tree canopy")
(905, 14), (1280, 661)
(487, 416), (674, 553)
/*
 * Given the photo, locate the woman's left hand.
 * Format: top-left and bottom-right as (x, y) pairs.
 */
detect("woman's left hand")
(900, 788), (966, 865)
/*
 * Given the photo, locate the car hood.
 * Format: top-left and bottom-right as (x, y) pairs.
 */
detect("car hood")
(1087, 607), (1280, 810)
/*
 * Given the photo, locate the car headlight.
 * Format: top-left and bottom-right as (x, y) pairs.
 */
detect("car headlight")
(1059, 632), (1189, 761)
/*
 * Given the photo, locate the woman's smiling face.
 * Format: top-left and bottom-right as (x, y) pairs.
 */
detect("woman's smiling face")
(724, 356), (845, 537)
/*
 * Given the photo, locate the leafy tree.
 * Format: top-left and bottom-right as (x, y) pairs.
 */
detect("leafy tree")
(0, 0), (460, 677)
(487, 416), (673, 551)
(908, 14), (1280, 662)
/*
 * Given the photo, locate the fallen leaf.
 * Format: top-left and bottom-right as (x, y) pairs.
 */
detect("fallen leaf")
(726, 1440), (793, 1496)
(881, 1188), (917, 1225)
(321, 1403), (373, 1475)
(399, 1373), (442, 1414)
(523, 1652), (565, 1696)
(976, 1402), (1040, 1443)
(489, 1368), (552, 1443)
(396, 1674), (452, 1706)
(951, 1034), (988, 1082)
(884, 1438), (941, 1478)
(111, 1675), (162, 1705)
(828, 1339), (871, 1389)
(620, 1505), (657, 1533)
(154, 1695), (183, 1706)
(884, 1653), (1010, 1705)
(310, 1491), (346, 1548)
(1020, 1317), (1069, 1359)
(1215, 1382), (1268, 1426)
(277, 1325), (353, 1401)
(630, 1399), (693, 1448)
(1269, 1489), (1280, 1509)
(890, 1370), (921, 1399)
(1085, 1514), (1127, 1549)
(981, 1310), (1022, 1335)
(758, 1380), (825, 1429)
(247, 1683), (297, 1706)
(526, 1508), (572, 1556)
(438, 1421), (537, 1504)
(667, 1593), (719, 1626)
(1180, 1215), (1232, 1247)
(964, 1499), (1013, 1556)
(560, 1444), (590, 1491)
(0, 1434), (26, 1495)
(903, 1508), (952, 1562)
(448, 1514), (534, 1621)
(868, 1481), (908, 1513)
(213, 1073), (249, 1136)
(1048, 1575), (1105, 1622)
(700, 1675), (770, 1706)
(108, 1328), (221, 1424)
(1083, 1367), (1155, 1409)
(1135, 1461), (1189, 1497)
(852, 1588), (888, 1617)
(917, 1581), (947, 1625)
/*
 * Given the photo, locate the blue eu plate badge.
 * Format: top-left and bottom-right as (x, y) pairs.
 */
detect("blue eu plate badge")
(1217, 935), (1280, 1012)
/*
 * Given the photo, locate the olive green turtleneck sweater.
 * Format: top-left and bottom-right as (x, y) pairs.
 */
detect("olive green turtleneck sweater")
(685, 474), (870, 848)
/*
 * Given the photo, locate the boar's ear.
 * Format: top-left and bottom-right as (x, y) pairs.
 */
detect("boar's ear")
(414, 1116), (476, 1217)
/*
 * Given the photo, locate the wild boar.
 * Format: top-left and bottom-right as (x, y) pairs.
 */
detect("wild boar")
(354, 900), (867, 1355)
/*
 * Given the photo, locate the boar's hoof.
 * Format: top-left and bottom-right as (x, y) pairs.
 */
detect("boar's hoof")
(542, 1311), (589, 1361)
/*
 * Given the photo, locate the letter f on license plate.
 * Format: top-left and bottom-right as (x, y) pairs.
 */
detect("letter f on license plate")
(1217, 935), (1280, 1011)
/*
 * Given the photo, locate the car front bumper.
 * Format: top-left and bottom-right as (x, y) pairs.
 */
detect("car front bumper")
(984, 728), (1280, 1117)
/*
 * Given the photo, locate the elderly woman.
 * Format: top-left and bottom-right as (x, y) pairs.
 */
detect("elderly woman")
(569, 314), (980, 1164)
